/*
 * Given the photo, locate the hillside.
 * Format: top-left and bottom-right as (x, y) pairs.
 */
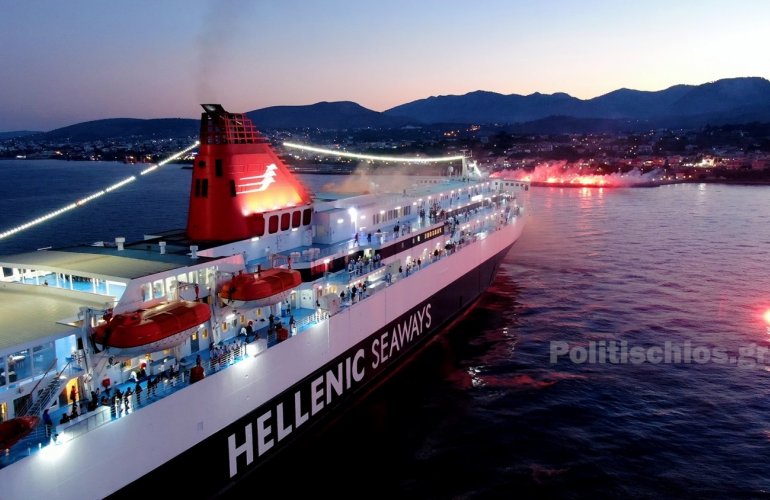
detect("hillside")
(385, 77), (770, 128)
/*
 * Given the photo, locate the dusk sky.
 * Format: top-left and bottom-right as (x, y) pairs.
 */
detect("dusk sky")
(1, 0), (769, 131)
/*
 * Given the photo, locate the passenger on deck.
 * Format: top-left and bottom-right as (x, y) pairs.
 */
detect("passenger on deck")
(43, 409), (53, 438)
(123, 396), (130, 413)
(190, 359), (205, 384)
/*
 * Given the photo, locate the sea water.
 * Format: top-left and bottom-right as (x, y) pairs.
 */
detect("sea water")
(2, 161), (769, 497)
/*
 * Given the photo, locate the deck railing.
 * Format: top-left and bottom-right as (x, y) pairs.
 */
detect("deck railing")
(0, 191), (522, 468)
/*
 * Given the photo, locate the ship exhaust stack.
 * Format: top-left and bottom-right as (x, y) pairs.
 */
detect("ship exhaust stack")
(190, 245), (199, 259)
(186, 104), (312, 242)
(115, 237), (125, 251)
(159, 241), (166, 254)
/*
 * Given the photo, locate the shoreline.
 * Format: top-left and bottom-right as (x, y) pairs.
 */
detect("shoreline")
(527, 179), (770, 188)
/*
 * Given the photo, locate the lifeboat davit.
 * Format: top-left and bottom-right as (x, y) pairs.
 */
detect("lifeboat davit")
(0, 416), (40, 450)
(92, 301), (211, 356)
(219, 268), (301, 308)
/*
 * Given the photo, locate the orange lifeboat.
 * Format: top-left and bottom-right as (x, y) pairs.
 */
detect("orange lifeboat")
(0, 416), (40, 450)
(92, 301), (211, 356)
(219, 268), (301, 308)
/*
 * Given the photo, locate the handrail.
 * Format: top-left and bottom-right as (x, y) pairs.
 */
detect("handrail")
(24, 358), (58, 402)
(3, 184), (522, 465)
(17, 358), (59, 417)
(19, 358), (72, 417)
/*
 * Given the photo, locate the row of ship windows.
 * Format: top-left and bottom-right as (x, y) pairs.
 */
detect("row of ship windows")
(372, 206), (412, 226)
(190, 177), (312, 234)
(257, 209), (313, 235)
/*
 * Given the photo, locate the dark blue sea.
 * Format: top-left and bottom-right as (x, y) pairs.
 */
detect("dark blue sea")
(2, 160), (769, 498)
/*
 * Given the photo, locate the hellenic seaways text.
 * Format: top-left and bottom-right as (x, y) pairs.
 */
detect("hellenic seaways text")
(227, 303), (432, 478)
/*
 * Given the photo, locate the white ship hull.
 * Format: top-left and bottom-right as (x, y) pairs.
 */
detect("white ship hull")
(0, 219), (524, 499)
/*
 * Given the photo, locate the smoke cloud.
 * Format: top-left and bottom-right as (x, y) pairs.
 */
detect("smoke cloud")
(320, 162), (440, 194)
(493, 161), (666, 187)
(195, 1), (255, 103)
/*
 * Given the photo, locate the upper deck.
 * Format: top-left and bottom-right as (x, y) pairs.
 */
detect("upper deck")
(0, 173), (527, 485)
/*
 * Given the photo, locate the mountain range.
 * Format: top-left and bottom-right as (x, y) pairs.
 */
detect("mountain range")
(384, 77), (770, 129)
(15, 77), (770, 140)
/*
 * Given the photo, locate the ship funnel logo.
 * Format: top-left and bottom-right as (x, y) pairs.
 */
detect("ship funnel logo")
(238, 163), (278, 194)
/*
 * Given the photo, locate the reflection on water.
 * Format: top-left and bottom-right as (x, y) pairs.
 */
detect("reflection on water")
(0, 163), (768, 497)
(241, 183), (770, 499)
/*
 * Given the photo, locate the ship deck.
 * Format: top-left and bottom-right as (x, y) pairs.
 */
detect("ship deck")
(0, 284), (108, 352)
(0, 180), (524, 472)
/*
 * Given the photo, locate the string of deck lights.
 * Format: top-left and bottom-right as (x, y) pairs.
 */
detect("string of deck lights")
(283, 141), (465, 163)
(0, 141), (199, 241)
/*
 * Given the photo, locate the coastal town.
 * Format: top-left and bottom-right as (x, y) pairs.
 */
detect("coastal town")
(2, 122), (769, 184)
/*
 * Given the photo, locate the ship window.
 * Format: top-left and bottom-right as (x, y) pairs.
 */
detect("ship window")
(31, 342), (55, 378)
(153, 279), (164, 299)
(202, 179), (208, 197)
(268, 215), (279, 234)
(215, 159), (223, 177)
(194, 179), (201, 197)
(140, 283), (152, 301)
(281, 213), (291, 231)
(253, 214), (265, 236)
(302, 208), (312, 226)
(8, 349), (31, 382)
(292, 210), (301, 228)
(198, 160), (206, 168)
(230, 180), (236, 197)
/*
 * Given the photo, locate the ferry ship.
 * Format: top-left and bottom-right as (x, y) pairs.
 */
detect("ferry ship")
(0, 104), (527, 498)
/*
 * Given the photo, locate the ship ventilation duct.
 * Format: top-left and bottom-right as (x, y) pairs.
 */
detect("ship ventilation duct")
(115, 237), (125, 251)
(190, 245), (199, 259)
(159, 241), (166, 254)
